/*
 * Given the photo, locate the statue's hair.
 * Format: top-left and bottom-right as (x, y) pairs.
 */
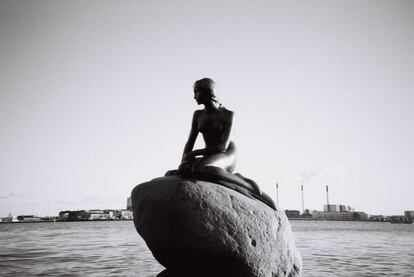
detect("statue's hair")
(193, 78), (217, 100)
(193, 78), (223, 107)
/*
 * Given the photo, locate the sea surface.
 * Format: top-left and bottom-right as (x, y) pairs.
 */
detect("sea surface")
(0, 220), (413, 276)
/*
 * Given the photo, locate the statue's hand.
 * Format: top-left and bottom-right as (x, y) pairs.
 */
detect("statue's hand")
(182, 152), (195, 163)
(179, 152), (197, 172)
(178, 161), (191, 172)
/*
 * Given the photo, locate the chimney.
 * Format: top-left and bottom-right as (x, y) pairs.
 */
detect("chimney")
(301, 184), (304, 214)
(276, 183), (279, 207)
(326, 185), (330, 211)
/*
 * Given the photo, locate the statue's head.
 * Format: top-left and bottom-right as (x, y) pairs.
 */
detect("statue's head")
(193, 78), (216, 104)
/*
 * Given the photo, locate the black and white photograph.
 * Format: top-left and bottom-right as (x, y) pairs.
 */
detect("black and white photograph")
(0, 1), (413, 276)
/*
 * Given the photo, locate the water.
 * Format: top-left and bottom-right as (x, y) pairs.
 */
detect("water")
(292, 220), (414, 276)
(0, 221), (163, 276)
(0, 220), (413, 276)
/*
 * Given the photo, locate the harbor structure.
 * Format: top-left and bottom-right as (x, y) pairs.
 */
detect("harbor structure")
(58, 209), (133, 221)
(368, 215), (386, 221)
(301, 209), (312, 218)
(0, 216), (18, 222)
(404, 211), (414, 221)
(120, 209), (133, 219)
(390, 215), (413, 224)
(312, 206), (367, 221)
(389, 211), (414, 223)
(16, 215), (41, 222)
(323, 204), (355, 212)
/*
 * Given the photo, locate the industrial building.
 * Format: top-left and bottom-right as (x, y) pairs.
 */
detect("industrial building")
(323, 204), (355, 212)
(58, 209), (132, 221)
(404, 211), (414, 220)
(312, 210), (368, 221)
(283, 184), (368, 221)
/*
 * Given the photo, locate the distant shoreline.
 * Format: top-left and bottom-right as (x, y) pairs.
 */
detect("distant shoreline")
(2, 218), (409, 224)
(0, 219), (133, 224)
(288, 218), (413, 224)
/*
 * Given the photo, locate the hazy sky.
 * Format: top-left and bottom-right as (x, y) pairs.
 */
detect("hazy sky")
(1, 0), (413, 217)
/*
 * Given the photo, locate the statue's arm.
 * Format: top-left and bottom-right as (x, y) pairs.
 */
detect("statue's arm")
(181, 111), (199, 163)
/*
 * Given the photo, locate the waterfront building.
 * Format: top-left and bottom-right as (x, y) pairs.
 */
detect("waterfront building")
(88, 210), (108, 220)
(40, 216), (57, 222)
(0, 216), (18, 222)
(59, 210), (89, 221)
(390, 215), (413, 224)
(120, 209), (133, 220)
(313, 204), (368, 221)
(324, 204), (354, 212)
(17, 215), (41, 222)
(324, 204), (339, 212)
(284, 210), (300, 218)
(301, 209), (313, 219)
(369, 215), (386, 222)
(312, 210), (368, 221)
(312, 211), (353, 220)
(58, 209), (132, 221)
(404, 211), (414, 220)
(352, 212), (368, 220)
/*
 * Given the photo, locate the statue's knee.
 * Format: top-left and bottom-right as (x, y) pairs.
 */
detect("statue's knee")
(226, 163), (236, 172)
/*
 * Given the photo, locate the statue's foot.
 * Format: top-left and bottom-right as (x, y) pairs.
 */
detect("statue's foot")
(165, 169), (179, 176)
(233, 173), (262, 196)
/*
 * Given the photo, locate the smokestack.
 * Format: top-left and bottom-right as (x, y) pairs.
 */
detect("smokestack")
(301, 184), (304, 214)
(326, 185), (330, 211)
(276, 183), (279, 207)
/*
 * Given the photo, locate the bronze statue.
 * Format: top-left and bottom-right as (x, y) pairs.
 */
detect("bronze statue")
(167, 78), (276, 210)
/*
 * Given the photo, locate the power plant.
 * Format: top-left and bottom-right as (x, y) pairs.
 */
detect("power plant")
(282, 183), (368, 221)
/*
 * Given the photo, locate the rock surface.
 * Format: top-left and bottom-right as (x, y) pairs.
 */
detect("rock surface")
(132, 176), (302, 277)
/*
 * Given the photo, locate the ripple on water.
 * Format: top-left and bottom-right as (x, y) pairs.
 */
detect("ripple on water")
(290, 221), (414, 276)
(0, 220), (413, 276)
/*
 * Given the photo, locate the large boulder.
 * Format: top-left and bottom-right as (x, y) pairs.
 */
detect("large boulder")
(132, 176), (302, 277)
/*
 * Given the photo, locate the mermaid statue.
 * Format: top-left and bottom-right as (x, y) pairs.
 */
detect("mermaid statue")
(166, 78), (276, 210)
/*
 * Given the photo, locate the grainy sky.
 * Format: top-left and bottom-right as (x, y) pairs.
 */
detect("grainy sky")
(1, 0), (413, 217)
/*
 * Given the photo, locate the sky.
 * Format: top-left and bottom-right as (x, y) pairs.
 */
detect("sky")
(0, 0), (413, 217)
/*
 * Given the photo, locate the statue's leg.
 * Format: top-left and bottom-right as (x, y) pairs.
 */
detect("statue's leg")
(192, 142), (237, 172)
(192, 166), (275, 209)
(224, 141), (237, 172)
(192, 165), (258, 193)
(179, 157), (202, 173)
(260, 191), (277, 210)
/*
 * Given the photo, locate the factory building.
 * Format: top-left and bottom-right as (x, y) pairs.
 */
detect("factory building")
(323, 204), (355, 212)
(312, 209), (368, 221)
(404, 211), (414, 220)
